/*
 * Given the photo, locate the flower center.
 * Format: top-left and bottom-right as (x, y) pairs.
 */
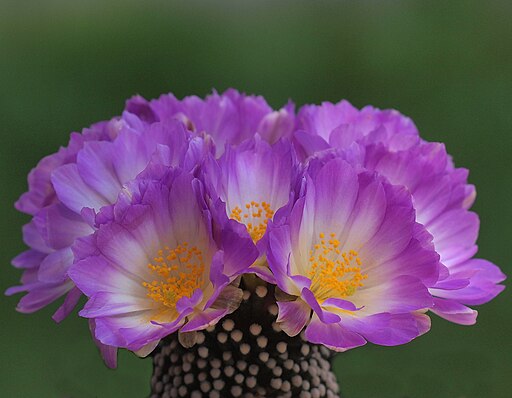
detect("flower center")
(308, 233), (368, 301)
(142, 243), (205, 310)
(230, 201), (275, 242)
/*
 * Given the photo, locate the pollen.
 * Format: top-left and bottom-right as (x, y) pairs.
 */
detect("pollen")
(230, 201), (275, 242)
(142, 243), (205, 309)
(308, 233), (368, 301)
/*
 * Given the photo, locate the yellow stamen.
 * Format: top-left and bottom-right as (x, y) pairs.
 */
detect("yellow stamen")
(230, 201), (274, 242)
(142, 243), (205, 310)
(308, 233), (368, 302)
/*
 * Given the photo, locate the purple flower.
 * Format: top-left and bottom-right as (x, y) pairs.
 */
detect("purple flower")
(51, 118), (192, 216)
(295, 100), (419, 159)
(8, 90), (505, 367)
(127, 89), (295, 156)
(9, 88), (293, 320)
(7, 90), (293, 365)
(295, 100), (505, 325)
(201, 135), (300, 281)
(267, 158), (439, 350)
(6, 119), (121, 320)
(7, 113), (198, 322)
(363, 143), (505, 324)
(15, 119), (120, 216)
(69, 168), (258, 353)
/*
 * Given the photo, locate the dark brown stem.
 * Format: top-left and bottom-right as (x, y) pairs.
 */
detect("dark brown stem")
(150, 283), (341, 398)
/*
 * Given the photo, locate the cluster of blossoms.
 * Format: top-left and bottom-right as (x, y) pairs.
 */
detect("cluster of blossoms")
(8, 89), (505, 368)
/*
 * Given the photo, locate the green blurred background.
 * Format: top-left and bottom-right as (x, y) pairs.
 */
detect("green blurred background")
(1, 1), (511, 397)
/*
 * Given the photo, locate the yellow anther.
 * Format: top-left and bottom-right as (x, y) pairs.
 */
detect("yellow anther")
(229, 201), (275, 242)
(142, 243), (205, 310)
(308, 232), (368, 302)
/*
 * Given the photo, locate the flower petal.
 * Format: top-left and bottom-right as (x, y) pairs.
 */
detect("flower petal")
(304, 314), (366, 352)
(276, 299), (311, 337)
